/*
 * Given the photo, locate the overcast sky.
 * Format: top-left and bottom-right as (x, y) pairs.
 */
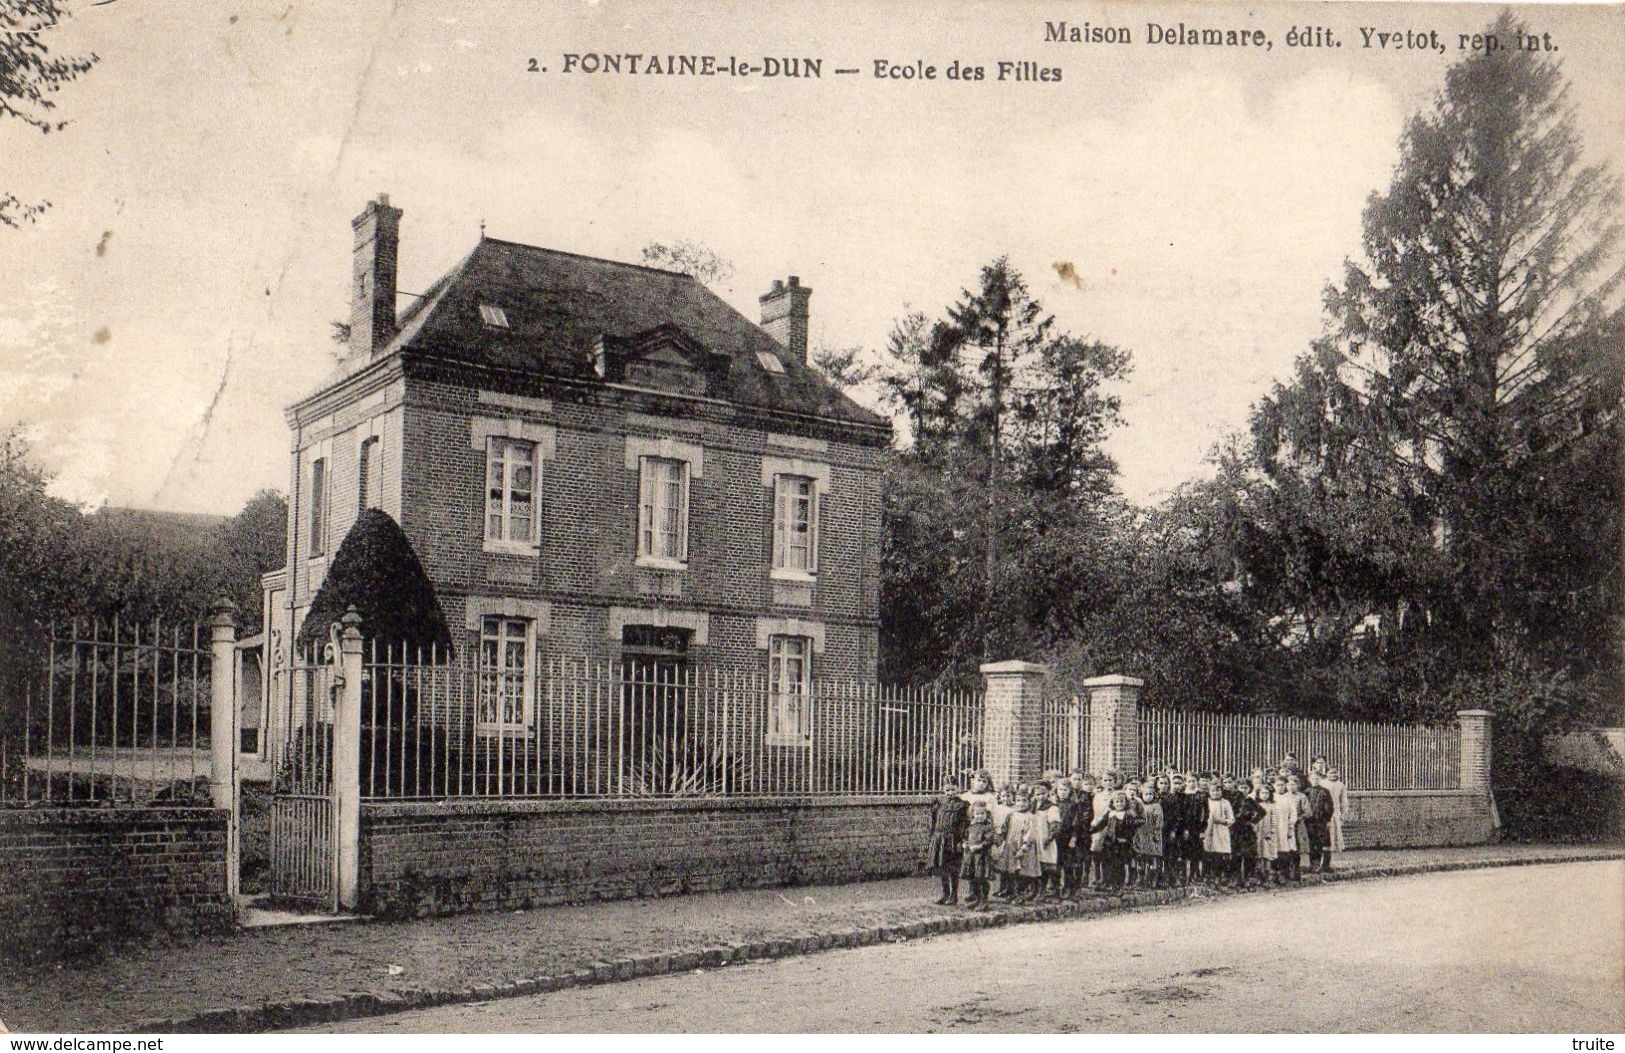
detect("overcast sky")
(3, 0), (1621, 514)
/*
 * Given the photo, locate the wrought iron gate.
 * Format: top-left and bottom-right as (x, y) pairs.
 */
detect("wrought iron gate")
(267, 651), (338, 909)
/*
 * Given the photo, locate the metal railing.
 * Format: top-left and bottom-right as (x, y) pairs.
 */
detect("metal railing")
(1039, 694), (1089, 775)
(1136, 706), (1460, 790)
(0, 618), (214, 807)
(359, 645), (986, 801)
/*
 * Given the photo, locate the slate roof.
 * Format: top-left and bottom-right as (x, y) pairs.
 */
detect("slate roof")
(381, 237), (888, 434)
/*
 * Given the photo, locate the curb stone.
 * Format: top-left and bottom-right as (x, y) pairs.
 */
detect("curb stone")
(134, 848), (1624, 1035)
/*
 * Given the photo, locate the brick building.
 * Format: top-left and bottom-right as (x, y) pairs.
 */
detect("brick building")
(247, 195), (890, 775)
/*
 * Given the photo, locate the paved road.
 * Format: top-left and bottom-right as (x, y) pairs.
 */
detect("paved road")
(311, 861), (1624, 1033)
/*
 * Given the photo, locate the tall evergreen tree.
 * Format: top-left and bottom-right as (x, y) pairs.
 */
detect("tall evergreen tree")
(874, 261), (1131, 678)
(1248, 13), (1623, 728)
(935, 259), (1056, 659)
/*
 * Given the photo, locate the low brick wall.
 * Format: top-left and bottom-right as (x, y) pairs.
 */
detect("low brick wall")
(1341, 789), (1495, 848)
(359, 790), (1495, 917)
(0, 808), (235, 962)
(360, 796), (933, 917)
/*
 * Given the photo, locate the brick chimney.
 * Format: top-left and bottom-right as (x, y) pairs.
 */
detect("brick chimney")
(350, 193), (402, 357)
(758, 276), (811, 363)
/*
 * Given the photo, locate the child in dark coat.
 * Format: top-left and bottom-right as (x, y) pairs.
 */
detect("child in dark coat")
(1303, 773), (1336, 872)
(1053, 779), (1082, 899)
(1181, 772), (1207, 882)
(1066, 780), (1093, 897)
(1229, 781), (1266, 885)
(1166, 774), (1192, 884)
(1090, 790), (1140, 891)
(927, 779), (969, 904)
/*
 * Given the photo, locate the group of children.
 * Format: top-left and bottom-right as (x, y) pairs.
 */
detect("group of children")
(925, 752), (1351, 909)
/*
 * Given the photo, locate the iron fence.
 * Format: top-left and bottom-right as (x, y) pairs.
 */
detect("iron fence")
(1136, 706), (1460, 790)
(0, 618), (215, 807)
(359, 644), (985, 800)
(1039, 694), (1089, 775)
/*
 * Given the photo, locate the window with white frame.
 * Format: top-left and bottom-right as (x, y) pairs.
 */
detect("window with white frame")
(772, 474), (819, 575)
(768, 634), (812, 745)
(638, 456), (689, 565)
(485, 437), (537, 547)
(358, 436), (381, 512)
(309, 456), (329, 556)
(477, 616), (531, 731)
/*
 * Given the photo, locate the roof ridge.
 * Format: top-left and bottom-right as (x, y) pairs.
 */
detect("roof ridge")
(476, 236), (700, 281)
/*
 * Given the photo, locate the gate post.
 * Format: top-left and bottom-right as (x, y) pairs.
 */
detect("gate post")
(208, 600), (240, 900)
(334, 608), (364, 911)
(980, 661), (1047, 787)
(1084, 674), (1143, 777)
(1456, 709), (1492, 792)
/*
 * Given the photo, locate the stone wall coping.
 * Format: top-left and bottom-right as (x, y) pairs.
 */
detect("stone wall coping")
(0, 806), (227, 828)
(1345, 788), (1483, 798)
(357, 789), (1481, 819)
(1455, 709), (1493, 718)
(1082, 674), (1145, 688)
(979, 660), (1050, 676)
(362, 795), (934, 819)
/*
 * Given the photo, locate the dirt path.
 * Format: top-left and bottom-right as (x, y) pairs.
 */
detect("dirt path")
(309, 860), (1625, 1033)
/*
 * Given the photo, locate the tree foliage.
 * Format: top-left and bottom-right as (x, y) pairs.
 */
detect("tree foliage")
(809, 344), (879, 391)
(0, 430), (287, 631)
(295, 509), (452, 656)
(1, 0), (99, 228)
(639, 240), (734, 288)
(1245, 12), (1621, 716)
(871, 260), (1133, 682)
(869, 17), (1620, 764)
(0, 433), (288, 749)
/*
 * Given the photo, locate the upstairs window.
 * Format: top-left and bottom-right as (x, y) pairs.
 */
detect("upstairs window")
(767, 634), (812, 745)
(309, 457), (329, 556)
(358, 436), (381, 512)
(478, 303), (510, 329)
(485, 437), (537, 547)
(772, 474), (819, 575)
(637, 456), (689, 565)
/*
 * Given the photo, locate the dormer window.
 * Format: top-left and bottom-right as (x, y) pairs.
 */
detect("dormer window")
(479, 304), (510, 329)
(756, 351), (786, 374)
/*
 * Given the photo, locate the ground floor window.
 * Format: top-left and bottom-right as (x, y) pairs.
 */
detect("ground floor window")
(477, 616), (531, 731)
(768, 634), (812, 745)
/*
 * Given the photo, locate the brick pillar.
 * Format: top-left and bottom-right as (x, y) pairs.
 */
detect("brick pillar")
(980, 661), (1048, 787)
(1084, 675), (1143, 777)
(208, 600), (240, 900)
(334, 607), (365, 911)
(1457, 709), (1492, 792)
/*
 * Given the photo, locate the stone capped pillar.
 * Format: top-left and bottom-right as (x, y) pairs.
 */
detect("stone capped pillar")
(334, 608), (365, 911)
(207, 600), (240, 900)
(1456, 709), (1493, 792)
(980, 661), (1048, 787)
(1084, 674), (1143, 777)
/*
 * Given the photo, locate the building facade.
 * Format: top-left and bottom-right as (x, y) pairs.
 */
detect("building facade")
(249, 195), (890, 775)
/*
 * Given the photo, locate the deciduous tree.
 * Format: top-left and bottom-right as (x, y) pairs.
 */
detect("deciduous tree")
(1, 0), (98, 228)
